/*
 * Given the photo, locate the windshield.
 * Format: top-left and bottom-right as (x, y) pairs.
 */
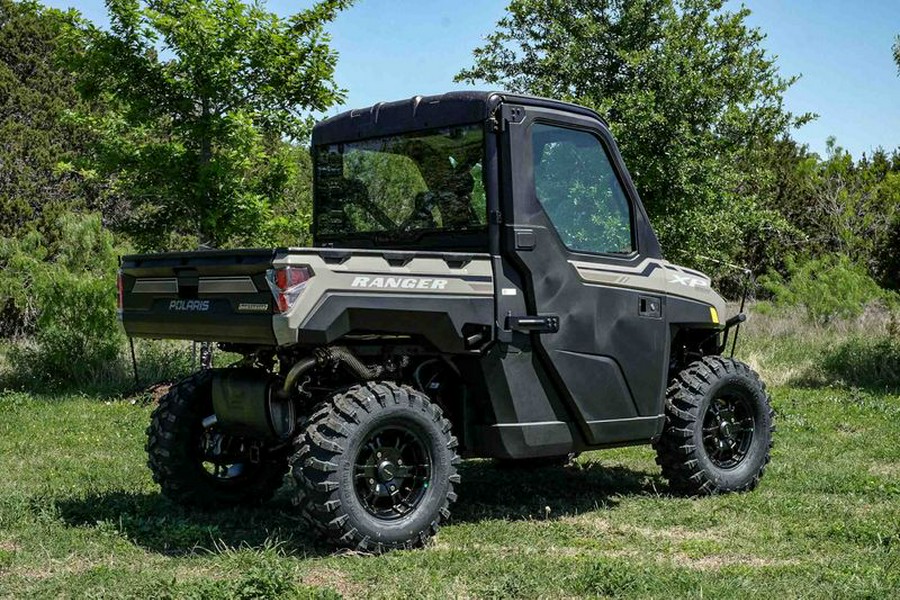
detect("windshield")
(314, 125), (486, 242)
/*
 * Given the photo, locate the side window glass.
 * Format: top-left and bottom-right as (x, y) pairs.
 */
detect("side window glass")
(531, 124), (634, 255)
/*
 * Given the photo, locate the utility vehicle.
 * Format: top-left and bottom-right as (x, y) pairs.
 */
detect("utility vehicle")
(119, 91), (774, 553)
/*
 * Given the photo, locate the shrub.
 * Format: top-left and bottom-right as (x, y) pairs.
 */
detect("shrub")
(758, 255), (895, 324)
(820, 336), (900, 392)
(0, 212), (124, 386)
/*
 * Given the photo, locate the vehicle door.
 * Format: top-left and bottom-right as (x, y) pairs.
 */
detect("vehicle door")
(497, 104), (669, 444)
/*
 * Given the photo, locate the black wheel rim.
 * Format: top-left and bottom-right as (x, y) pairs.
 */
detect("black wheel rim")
(197, 416), (255, 483)
(701, 387), (755, 469)
(353, 424), (432, 520)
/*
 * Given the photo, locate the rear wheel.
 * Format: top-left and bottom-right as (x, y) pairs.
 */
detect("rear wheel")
(654, 356), (774, 495)
(146, 370), (288, 508)
(292, 382), (460, 553)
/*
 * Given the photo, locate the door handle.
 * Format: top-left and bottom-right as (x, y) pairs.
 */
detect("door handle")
(506, 314), (559, 333)
(639, 295), (662, 318)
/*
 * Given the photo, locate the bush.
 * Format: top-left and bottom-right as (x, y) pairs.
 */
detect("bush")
(0, 212), (124, 386)
(819, 334), (900, 392)
(758, 255), (895, 324)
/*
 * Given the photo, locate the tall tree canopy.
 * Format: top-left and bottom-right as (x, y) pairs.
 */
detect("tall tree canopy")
(0, 0), (101, 247)
(458, 0), (810, 276)
(893, 35), (899, 72)
(67, 0), (352, 250)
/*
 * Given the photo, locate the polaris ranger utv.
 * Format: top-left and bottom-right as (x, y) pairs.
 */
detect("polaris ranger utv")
(119, 92), (774, 553)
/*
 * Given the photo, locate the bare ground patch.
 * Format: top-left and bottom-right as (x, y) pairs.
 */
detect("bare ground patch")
(631, 525), (720, 542)
(561, 513), (721, 544)
(303, 566), (363, 597)
(869, 462), (900, 478)
(6, 555), (98, 581)
(668, 551), (797, 571)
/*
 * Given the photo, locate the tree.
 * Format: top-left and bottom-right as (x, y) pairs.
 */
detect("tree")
(457, 0), (810, 279)
(0, 0), (115, 336)
(66, 0), (352, 250)
(0, 0), (101, 248)
(757, 137), (900, 292)
(884, 36), (900, 289)
(893, 35), (899, 72)
(0, 212), (124, 383)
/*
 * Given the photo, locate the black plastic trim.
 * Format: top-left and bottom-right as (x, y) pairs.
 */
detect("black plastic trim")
(298, 292), (494, 353)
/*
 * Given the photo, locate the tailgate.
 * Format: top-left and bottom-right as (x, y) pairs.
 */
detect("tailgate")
(119, 249), (277, 344)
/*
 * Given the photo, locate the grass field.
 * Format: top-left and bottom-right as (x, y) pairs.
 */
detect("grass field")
(0, 310), (898, 598)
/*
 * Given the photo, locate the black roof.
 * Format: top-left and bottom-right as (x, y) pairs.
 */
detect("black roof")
(311, 91), (607, 146)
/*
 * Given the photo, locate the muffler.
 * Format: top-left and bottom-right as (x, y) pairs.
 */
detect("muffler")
(210, 369), (295, 441)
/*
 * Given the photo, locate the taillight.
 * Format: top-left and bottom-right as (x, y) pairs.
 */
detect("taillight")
(116, 270), (124, 312)
(266, 266), (312, 313)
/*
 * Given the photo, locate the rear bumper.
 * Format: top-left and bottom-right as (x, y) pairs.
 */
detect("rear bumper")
(122, 311), (276, 345)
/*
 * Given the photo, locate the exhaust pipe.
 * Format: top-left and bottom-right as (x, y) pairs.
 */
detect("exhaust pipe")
(282, 346), (384, 396)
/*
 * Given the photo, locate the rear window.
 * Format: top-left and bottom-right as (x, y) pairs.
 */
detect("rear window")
(314, 125), (486, 240)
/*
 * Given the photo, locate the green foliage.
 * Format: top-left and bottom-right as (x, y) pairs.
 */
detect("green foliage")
(894, 35), (899, 73)
(878, 209), (900, 291)
(533, 124), (633, 254)
(759, 255), (894, 324)
(250, 144), (315, 248)
(770, 139), (900, 289)
(0, 0), (104, 250)
(65, 0), (351, 250)
(821, 335), (900, 392)
(171, 559), (330, 600)
(738, 303), (900, 393)
(0, 212), (124, 385)
(458, 0), (810, 279)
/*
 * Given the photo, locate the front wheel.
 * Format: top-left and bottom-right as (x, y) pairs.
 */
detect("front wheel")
(654, 356), (774, 495)
(291, 382), (460, 553)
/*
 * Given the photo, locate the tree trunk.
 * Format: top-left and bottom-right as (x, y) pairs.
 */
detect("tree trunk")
(198, 96), (213, 247)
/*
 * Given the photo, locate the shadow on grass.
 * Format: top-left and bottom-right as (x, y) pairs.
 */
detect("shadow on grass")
(453, 460), (665, 523)
(51, 487), (330, 557)
(49, 460), (663, 556)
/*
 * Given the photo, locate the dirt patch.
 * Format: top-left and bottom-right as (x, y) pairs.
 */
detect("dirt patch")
(669, 552), (795, 571)
(8, 557), (96, 581)
(631, 525), (719, 542)
(303, 566), (363, 597)
(0, 541), (20, 553)
(869, 462), (900, 478)
(562, 515), (719, 543)
(142, 382), (173, 404)
(560, 514), (614, 534)
(125, 382), (173, 405)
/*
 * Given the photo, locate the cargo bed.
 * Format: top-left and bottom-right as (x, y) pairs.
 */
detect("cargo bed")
(119, 249), (278, 345)
(118, 247), (496, 350)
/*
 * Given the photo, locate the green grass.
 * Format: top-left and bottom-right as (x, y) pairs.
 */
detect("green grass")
(1, 314), (899, 598)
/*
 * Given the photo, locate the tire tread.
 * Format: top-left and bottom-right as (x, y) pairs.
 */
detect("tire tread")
(291, 381), (459, 553)
(146, 370), (287, 509)
(654, 356), (775, 495)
